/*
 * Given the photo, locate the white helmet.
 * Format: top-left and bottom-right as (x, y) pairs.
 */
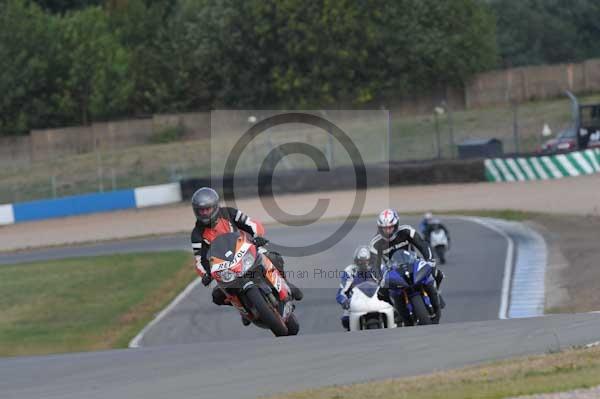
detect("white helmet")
(377, 209), (400, 241)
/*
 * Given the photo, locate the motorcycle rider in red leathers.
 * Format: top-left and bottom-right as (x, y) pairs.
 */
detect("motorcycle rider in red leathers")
(190, 187), (303, 325)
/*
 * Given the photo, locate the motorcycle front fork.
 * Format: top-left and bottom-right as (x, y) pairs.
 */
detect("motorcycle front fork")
(394, 288), (438, 325)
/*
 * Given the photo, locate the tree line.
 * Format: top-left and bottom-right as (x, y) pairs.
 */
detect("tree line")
(1, 0), (598, 136)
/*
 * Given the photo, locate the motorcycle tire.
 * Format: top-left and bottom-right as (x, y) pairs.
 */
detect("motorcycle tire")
(286, 313), (300, 336)
(365, 319), (381, 329)
(435, 246), (446, 264)
(410, 296), (432, 325)
(246, 286), (289, 336)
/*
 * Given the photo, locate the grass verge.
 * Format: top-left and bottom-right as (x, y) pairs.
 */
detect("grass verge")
(269, 345), (600, 399)
(434, 209), (548, 221)
(0, 251), (194, 357)
(4, 92), (600, 204)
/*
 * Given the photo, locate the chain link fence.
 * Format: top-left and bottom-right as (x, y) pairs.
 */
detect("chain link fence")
(1, 92), (597, 204)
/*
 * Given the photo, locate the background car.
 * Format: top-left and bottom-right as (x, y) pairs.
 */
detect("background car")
(539, 128), (578, 154)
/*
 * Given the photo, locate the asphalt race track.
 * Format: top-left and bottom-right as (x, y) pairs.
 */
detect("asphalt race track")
(2, 216), (599, 398)
(0, 217), (507, 343)
(137, 217), (507, 345)
(3, 314), (600, 399)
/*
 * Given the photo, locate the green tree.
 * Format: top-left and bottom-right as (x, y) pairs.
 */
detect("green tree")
(55, 6), (132, 124)
(107, 0), (175, 114)
(0, 0), (60, 134)
(491, 0), (600, 67)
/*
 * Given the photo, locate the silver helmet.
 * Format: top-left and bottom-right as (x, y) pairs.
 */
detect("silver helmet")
(191, 187), (220, 225)
(353, 245), (371, 272)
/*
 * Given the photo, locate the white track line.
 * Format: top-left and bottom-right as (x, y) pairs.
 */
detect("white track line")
(129, 277), (202, 348)
(460, 217), (514, 320)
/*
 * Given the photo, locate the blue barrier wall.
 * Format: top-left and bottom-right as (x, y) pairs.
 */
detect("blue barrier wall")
(12, 189), (136, 223)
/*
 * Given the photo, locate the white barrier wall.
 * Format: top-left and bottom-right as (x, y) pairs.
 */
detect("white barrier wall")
(134, 183), (182, 208)
(0, 204), (15, 225)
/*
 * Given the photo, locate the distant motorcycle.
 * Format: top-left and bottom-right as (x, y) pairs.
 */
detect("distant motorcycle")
(429, 226), (449, 264)
(208, 231), (299, 336)
(382, 250), (441, 326)
(348, 281), (397, 331)
(426, 219), (449, 265)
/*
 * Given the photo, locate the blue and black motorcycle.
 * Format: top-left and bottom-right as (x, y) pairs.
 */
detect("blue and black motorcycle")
(380, 250), (441, 326)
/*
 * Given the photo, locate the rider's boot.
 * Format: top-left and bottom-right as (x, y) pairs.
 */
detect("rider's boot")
(439, 294), (446, 309)
(434, 267), (444, 289)
(433, 268), (445, 309)
(241, 315), (251, 326)
(266, 251), (303, 301)
(341, 316), (350, 331)
(287, 281), (303, 301)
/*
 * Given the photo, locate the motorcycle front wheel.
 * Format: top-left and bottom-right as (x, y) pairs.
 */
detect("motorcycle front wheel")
(410, 296), (432, 325)
(246, 286), (289, 336)
(286, 313), (300, 335)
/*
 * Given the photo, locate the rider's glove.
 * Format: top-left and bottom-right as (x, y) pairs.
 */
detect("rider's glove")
(252, 236), (269, 247)
(201, 273), (212, 286)
(342, 299), (350, 310)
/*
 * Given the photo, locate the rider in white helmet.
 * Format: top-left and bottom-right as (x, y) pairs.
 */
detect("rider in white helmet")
(336, 245), (378, 331)
(369, 209), (444, 298)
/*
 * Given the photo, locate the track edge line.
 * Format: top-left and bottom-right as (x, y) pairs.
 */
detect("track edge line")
(128, 277), (202, 348)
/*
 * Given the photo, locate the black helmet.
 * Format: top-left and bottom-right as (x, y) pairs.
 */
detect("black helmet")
(191, 187), (220, 226)
(353, 245), (371, 272)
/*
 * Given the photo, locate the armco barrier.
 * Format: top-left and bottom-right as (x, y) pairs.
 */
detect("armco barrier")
(0, 183), (182, 226)
(180, 159), (487, 200)
(0, 158), (489, 225)
(485, 148), (600, 182)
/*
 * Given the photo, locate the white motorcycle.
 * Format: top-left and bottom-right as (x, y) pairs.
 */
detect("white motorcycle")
(348, 281), (397, 331)
(429, 226), (449, 265)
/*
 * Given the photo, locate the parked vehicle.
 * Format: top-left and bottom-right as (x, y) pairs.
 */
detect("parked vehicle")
(540, 99), (600, 154)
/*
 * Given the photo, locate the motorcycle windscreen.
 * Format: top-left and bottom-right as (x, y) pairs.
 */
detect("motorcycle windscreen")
(354, 281), (379, 298)
(385, 269), (410, 288)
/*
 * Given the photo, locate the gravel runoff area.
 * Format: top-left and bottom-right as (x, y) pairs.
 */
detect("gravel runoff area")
(1, 173), (599, 252)
(511, 385), (600, 399)
(531, 213), (600, 314)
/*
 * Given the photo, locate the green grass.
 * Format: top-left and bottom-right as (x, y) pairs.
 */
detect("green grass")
(270, 345), (600, 399)
(0, 251), (195, 357)
(390, 93), (600, 161)
(434, 209), (548, 221)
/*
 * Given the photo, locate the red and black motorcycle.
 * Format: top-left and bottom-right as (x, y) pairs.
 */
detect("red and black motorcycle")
(208, 231), (299, 336)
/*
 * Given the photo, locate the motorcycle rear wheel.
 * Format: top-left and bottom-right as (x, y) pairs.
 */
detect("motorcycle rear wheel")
(246, 286), (289, 336)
